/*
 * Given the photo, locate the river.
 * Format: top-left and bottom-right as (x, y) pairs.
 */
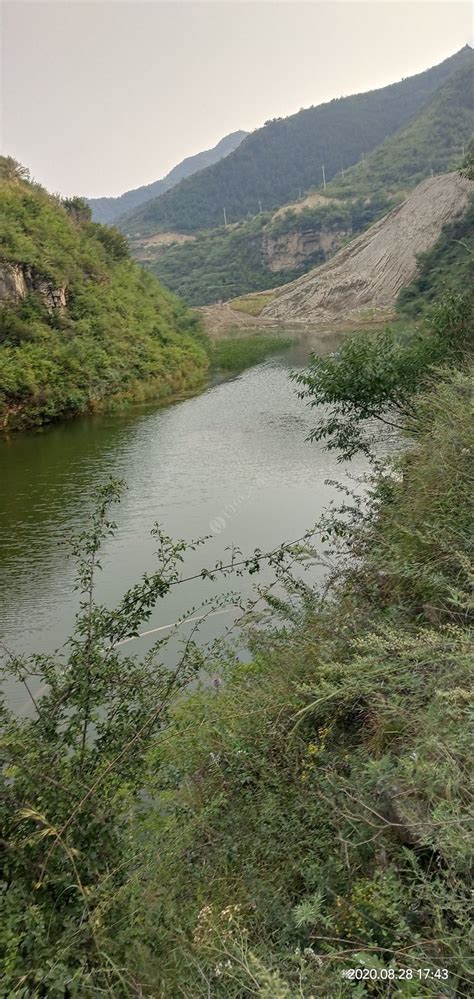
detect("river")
(0, 338), (388, 709)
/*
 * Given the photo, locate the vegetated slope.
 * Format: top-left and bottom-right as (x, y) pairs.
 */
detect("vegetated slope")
(327, 61), (474, 200)
(119, 46), (473, 236)
(87, 130), (247, 224)
(262, 173), (472, 324)
(133, 370), (474, 998)
(145, 196), (388, 306)
(145, 63), (474, 306)
(397, 194), (474, 316)
(0, 159), (208, 431)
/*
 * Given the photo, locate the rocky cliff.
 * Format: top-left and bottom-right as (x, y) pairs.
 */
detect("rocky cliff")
(262, 228), (348, 272)
(0, 260), (67, 313)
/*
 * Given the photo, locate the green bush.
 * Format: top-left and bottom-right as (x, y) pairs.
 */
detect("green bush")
(293, 292), (472, 458)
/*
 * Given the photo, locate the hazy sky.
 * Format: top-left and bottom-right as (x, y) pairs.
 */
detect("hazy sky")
(1, 1), (472, 198)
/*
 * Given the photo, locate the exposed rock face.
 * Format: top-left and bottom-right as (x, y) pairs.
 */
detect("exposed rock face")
(33, 276), (67, 313)
(0, 261), (67, 313)
(262, 173), (472, 324)
(263, 228), (348, 272)
(130, 231), (196, 265)
(0, 262), (28, 303)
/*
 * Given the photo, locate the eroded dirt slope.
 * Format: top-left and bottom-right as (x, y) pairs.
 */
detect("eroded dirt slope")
(262, 173), (472, 324)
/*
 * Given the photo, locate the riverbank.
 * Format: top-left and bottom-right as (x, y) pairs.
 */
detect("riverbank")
(1, 327), (305, 435)
(123, 365), (474, 997)
(2, 355), (472, 996)
(2, 340), (369, 663)
(199, 295), (395, 337)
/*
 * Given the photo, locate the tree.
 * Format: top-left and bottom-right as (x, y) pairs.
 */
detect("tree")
(92, 222), (130, 260)
(293, 294), (471, 459)
(0, 156), (30, 183)
(459, 136), (474, 180)
(63, 195), (92, 224)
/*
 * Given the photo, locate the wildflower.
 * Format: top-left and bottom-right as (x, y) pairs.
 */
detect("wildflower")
(304, 947), (322, 966)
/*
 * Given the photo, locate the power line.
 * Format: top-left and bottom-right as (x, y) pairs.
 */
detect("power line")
(115, 607), (234, 647)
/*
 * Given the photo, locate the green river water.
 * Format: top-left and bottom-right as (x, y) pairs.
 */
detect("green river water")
(0, 340), (391, 710)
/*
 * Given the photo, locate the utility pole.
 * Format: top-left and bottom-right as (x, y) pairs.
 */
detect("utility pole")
(223, 207), (227, 227)
(298, 187), (302, 200)
(322, 164), (326, 190)
(430, 168), (434, 178)
(258, 199), (263, 214)
(341, 166), (345, 178)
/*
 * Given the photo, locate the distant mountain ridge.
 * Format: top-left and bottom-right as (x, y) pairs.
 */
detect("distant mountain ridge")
(87, 130), (248, 224)
(118, 45), (473, 236)
(144, 61), (474, 306)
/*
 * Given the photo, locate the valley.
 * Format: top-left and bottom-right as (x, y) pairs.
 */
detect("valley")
(1, 24), (473, 998)
(138, 55), (473, 308)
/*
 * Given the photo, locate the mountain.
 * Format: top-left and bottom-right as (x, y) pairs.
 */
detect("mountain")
(87, 130), (248, 224)
(0, 158), (208, 430)
(260, 173), (472, 325)
(119, 45), (473, 236)
(144, 62), (474, 306)
(327, 61), (474, 200)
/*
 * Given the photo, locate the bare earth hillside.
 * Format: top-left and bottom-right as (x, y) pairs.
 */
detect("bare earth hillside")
(262, 173), (472, 324)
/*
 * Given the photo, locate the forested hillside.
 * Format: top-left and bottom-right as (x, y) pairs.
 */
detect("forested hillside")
(0, 159), (208, 430)
(119, 45), (472, 236)
(149, 195), (389, 305)
(328, 61), (474, 199)
(144, 62), (473, 306)
(87, 131), (247, 224)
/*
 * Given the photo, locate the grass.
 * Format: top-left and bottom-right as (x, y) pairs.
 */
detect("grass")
(211, 333), (293, 372)
(230, 291), (278, 316)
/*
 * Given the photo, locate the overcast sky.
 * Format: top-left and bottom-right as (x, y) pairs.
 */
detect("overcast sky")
(1, 1), (472, 198)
